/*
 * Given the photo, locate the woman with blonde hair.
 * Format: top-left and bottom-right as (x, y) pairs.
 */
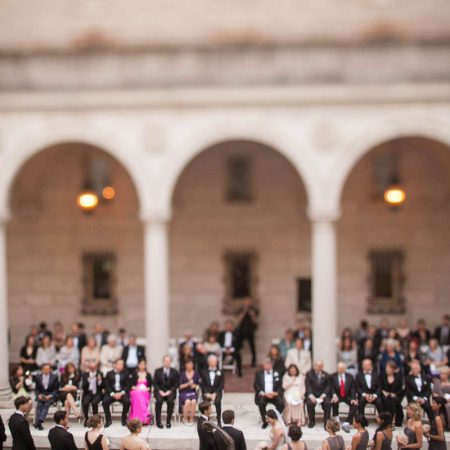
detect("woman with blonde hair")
(397, 403), (423, 449)
(321, 419), (344, 450)
(120, 419), (151, 450)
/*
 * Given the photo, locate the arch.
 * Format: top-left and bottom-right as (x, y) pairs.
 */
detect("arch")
(0, 126), (148, 220)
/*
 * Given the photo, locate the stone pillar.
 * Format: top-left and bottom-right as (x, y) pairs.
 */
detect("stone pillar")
(142, 214), (171, 372)
(309, 211), (339, 372)
(0, 216), (11, 402)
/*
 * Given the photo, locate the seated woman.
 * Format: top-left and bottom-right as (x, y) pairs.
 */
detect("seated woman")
(425, 339), (447, 378)
(100, 335), (123, 375)
(9, 365), (33, 400)
(255, 409), (287, 450)
(58, 336), (80, 371)
(322, 419), (345, 450)
(337, 336), (357, 377)
(279, 329), (295, 360)
(81, 336), (101, 372)
(280, 425), (307, 450)
(203, 334), (221, 358)
(178, 358), (200, 426)
(120, 419), (151, 450)
(379, 339), (404, 374)
(128, 359), (153, 426)
(36, 335), (57, 369)
(380, 361), (404, 427)
(19, 335), (38, 374)
(268, 344), (286, 377)
(59, 362), (81, 419)
(282, 364), (306, 426)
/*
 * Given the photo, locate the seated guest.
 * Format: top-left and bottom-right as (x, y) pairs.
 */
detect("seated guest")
(52, 321), (66, 352)
(200, 354), (224, 427)
(281, 424), (307, 450)
(380, 361), (404, 426)
(410, 318), (431, 350)
(81, 361), (104, 427)
(425, 339), (447, 377)
(305, 360), (331, 429)
(84, 415), (110, 450)
(282, 364), (306, 426)
(80, 335), (100, 371)
(357, 338), (378, 372)
(154, 355), (179, 429)
(117, 327), (128, 347)
(285, 338), (311, 376)
(33, 363), (59, 430)
(93, 323), (109, 349)
(69, 322), (87, 353)
(321, 419), (344, 450)
(404, 340), (424, 375)
(19, 335), (38, 373)
(268, 344), (286, 377)
(349, 414), (369, 450)
(379, 339), (404, 374)
(58, 336), (80, 370)
(10, 365), (33, 400)
(102, 359), (130, 427)
(434, 314), (450, 348)
(128, 359), (153, 425)
(374, 318), (391, 351)
(179, 332), (197, 371)
(254, 358), (284, 429)
(295, 318), (306, 340)
(302, 326), (313, 354)
(203, 334), (221, 358)
(278, 328), (295, 360)
(58, 362), (81, 420)
(355, 358), (382, 418)
(37, 322), (53, 344)
(203, 321), (221, 341)
(218, 320), (242, 377)
(222, 410), (247, 450)
(36, 335), (57, 369)
(179, 358), (200, 426)
(354, 320), (369, 348)
(8, 396), (35, 450)
(330, 362), (357, 433)
(405, 359), (434, 423)
(120, 419), (151, 450)
(432, 366), (450, 426)
(100, 334), (122, 375)
(48, 410), (78, 450)
(122, 334), (146, 371)
(336, 336), (357, 377)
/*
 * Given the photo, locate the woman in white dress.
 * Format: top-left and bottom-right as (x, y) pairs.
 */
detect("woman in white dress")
(282, 364), (306, 426)
(255, 409), (288, 450)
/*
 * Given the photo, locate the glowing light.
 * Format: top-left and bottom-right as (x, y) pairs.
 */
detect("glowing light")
(384, 186), (406, 206)
(102, 186), (116, 200)
(77, 191), (99, 211)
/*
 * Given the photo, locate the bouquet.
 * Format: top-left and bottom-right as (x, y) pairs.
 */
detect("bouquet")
(396, 433), (409, 447)
(367, 439), (375, 449)
(422, 424), (430, 433)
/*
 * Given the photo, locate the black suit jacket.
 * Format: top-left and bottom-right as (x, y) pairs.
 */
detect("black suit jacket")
(8, 412), (36, 450)
(218, 331), (240, 351)
(122, 345), (146, 366)
(355, 372), (381, 398)
(380, 372), (404, 398)
(200, 369), (224, 402)
(197, 416), (216, 450)
(0, 415), (6, 450)
(253, 369), (283, 403)
(34, 374), (59, 399)
(128, 371), (153, 390)
(81, 370), (104, 395)
(48, 426), (77, 450)
(405, 374), (431, 402)
(153, 367), (179, 398)
(104, 370), (130, 395)
(434, 326), (450, 346)
(331, 372), (356, 400)
(223, 425), (246, 450)
(305, 370), (331, 398)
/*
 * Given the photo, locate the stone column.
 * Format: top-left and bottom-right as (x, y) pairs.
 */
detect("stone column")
(309, 211), (339, 372)
(0, 216), (11, 401)
(142, 214), (171, 372)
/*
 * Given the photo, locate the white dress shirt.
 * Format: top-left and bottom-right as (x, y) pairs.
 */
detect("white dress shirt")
(264, 370), (274, 393)
(224, 332), (233, 348)
(209, 369), (216, 385)
(126, 346), (139, 368)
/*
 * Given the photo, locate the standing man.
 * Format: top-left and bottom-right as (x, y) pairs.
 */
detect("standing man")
(222, 410), (247, 450)
(236, 298), (258, 367)
(48, 411), (77, 450)
(8, 396), (36, 450)
(153, 355), (179, 429)
(200, 355), (224, 427)
(197, 401), (216, 450)
(305, 360), (332, 429)
(218, 320), (242, 377)
(33, 363), (59, 430)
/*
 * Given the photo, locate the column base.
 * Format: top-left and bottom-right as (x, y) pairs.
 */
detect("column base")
(0, 385), (12, 407)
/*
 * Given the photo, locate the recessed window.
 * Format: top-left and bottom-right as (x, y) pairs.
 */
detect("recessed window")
(297, 278), (312, 313)
(227, 157), (252, 202)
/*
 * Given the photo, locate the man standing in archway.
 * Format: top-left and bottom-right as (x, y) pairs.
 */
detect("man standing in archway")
(236, 298), (258, 367)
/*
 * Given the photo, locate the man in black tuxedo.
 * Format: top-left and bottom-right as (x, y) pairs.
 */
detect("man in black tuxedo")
(355, 358), (382, 418)
(8, 396), (36, 450)
(405, 360), (434, 423)
(330, 362), (357, 433)
(236, 298), (258, 367)
(47, 411), (77, 450)
(102, 359), (130, 427)
(153, 355), (179, 429)
(254, 358), (283, 429)
(218, 320), (242, 377)
(0, 413), (6, 450)
(197, 401), (216, 450)
(222, 410), (247, 450)
(81, 361), (104, 426)
(305, 360), (332, 429)
(200, 355), (224, 427)
(121, 335), (146, 371)
(33, 364), (59, 430)
(434, 314), (450, 347)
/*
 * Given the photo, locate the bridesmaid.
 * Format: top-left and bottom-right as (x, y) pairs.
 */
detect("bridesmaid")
(398, 403), (423, 449)
(373, 412), (393, 450)
(322, 419), (345, 450)
(350, 415), (369, 450)
(424, 397), (447, 450)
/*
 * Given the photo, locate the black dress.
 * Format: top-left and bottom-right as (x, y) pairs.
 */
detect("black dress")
(85, 432), (104, 450)
(20, 345), (38, 372)
(428, 418), (446, 450)
(58, 374), (80, 402)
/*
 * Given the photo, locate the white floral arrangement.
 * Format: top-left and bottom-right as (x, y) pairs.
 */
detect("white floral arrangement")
(423, 424), (430, 433)
(396, 433), (409, 447)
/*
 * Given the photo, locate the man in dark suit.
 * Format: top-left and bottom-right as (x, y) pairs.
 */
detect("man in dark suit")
(197, 401), (216, 450)
(47, 411), (77, 450)
(121, 334), (146, 371)
(8, 396), (36, 450)
(405, 360), (434, 423)
(81, 361), (104, 426)
(33, 364), (59, 430)
(102, 359), (130, 427)
(434, 314), (450, 347)
(305, 360), (332, 429)
(200, 355), (224, 427)
(236, 298), (258, 367)
(355, 358), (383, 418)
(70, 322), (87, 353)
(0, 413), (6, 450)
(330, 362), (357, 432)
(153, 355), (179, 429)
(254, 358), (283, 429)
(222, 409), (246, 450)
(218, 320), (242, 377)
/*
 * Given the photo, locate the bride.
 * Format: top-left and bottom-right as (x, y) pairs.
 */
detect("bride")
(255, 409), (289, 450)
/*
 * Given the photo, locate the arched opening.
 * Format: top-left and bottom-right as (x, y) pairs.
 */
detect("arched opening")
(170, 140), (310, 358)
(338, 136), (450, 329)
(7, 142), (144, 359)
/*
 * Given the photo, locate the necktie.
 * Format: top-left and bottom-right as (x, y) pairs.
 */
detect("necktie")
(340, 376), (345, 397)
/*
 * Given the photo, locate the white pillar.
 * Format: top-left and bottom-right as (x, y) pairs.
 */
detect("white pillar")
(310, 212), (339, 372)
(0, 217), (11, 401)
(143, 215), (170, 372)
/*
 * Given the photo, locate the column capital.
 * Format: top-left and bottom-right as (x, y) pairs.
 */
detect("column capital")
(307, 206), (341, 223)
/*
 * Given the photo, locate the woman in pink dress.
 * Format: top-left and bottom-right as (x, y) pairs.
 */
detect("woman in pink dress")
(128, 359), (153, 425)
